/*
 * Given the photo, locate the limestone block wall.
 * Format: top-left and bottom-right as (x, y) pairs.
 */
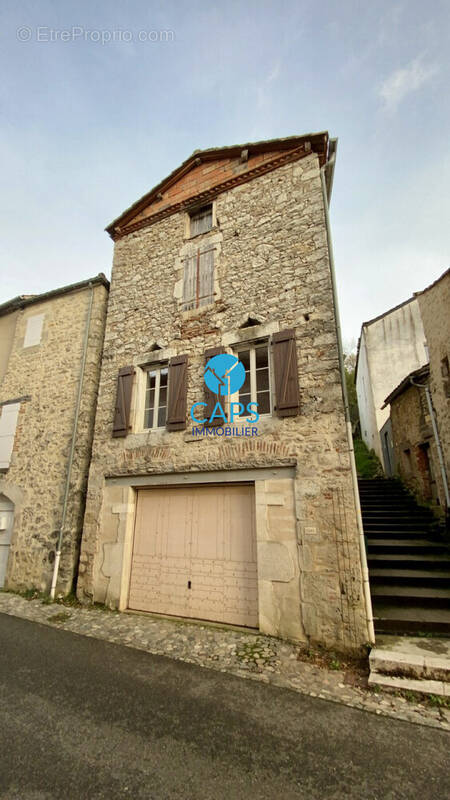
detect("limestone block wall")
(0, 281), (108, 593)
(78, 152), (369, 650)
(417, 272), (450, 507)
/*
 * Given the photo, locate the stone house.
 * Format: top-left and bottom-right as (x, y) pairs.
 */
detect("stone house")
(355, 298), (428, 468)
(77, 133), (372, 650)
(383, 269), (450, 517)
(0, 275), (109, 593)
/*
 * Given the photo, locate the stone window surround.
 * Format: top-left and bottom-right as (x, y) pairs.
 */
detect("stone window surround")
(184, 200), (217, 240)
(174, 228), (223, 317)
(131, 347), (176, 435)
(97, 466), (305, 641)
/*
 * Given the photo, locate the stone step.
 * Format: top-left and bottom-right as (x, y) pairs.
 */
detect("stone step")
(367, 538), (449, 553)
(370, 568), (450, 580)
(368, 673), (449, 697)
(370, 584), (450, 602)
(368, 635), (450, 696)
(368, 553), (450, 567)
(372, 603), (450, 634)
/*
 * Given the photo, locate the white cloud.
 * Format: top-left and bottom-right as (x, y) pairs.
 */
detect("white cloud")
(256, 62), (281, 110)
(379, 56), (438, 111)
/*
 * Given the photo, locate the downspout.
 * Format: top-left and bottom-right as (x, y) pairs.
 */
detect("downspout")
(50, 283), (94, 599)
(320, 142), (375, 644)
(410, 378), (450, 509)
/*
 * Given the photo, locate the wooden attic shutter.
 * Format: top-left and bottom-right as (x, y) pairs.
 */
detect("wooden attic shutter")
(204, 345), (225, 425)
(166, 355), (188, 431)
(112, 366), (135, 437)
(272, 329), (300, 417)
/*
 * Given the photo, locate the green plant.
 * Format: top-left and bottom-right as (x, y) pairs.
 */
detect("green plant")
(353, 438), (383, 478)
(48, 611), (71, 624)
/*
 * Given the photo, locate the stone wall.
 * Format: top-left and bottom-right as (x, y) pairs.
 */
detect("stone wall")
(390, 381), (445, 509)
(0, 281), (108, 593)
(416, 271), (450, 509)
(78, 152), (370, 650)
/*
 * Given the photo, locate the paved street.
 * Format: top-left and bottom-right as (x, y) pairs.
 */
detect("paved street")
(0, 614), (448, 800)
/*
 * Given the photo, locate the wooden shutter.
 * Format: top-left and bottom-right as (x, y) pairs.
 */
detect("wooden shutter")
(272, 330), (300, 417)
(112, 366), (134, 437)
(166, 355), (188, 431)
(204, 346), (225, 425)
(198, 249), (215, 307)
(182, 255), (197, 311)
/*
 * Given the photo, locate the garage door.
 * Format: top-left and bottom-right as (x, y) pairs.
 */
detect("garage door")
(128, 484), (258, 627)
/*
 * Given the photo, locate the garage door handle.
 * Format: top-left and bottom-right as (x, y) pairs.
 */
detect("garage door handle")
(187, 580), (191, 589)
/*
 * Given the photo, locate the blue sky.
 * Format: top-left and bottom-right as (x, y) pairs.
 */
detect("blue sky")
(1, 0), (449, 343)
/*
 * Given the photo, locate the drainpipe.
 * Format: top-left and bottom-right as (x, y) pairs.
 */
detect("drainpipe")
(50, 283), (94, 599)
(320, 142), (375, 645)
(410, 378), (450, 509)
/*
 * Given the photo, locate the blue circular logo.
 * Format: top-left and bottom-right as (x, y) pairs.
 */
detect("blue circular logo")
(204, 354), (246, 396)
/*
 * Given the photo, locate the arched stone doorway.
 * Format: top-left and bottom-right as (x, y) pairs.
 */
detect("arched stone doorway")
(0, 493), (14, 587)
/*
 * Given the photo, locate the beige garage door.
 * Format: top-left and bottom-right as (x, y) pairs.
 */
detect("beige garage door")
(128, 484), (258, 627)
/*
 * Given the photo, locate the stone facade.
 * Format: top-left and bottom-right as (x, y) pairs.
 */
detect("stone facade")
(78, 136), (370, 650)
(416, 270), (450, 512)
(0, 277), (109, 593)
(388, 366), (444, 509)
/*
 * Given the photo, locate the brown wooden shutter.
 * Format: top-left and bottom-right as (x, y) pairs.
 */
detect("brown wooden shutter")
(112, 366), (134, 437)
(166, 355), (188, 431)
(272, 330), (300, 417)
(204, 346), (225, 425)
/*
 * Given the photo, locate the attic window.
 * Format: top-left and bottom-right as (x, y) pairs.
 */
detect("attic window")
(189, 204), (213, 237)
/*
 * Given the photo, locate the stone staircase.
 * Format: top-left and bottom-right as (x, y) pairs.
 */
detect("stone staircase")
(359, 478), (450, 635)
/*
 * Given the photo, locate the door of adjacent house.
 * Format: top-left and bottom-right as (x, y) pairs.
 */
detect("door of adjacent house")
(128, 484), (258, 627)
(0, 494), (14, 588)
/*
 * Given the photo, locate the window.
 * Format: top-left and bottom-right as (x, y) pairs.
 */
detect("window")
(182, 248), (215, 310)
(24, 314), (44, 348)
(143, 366), (168, 429)
(235, 342), (271, 417)
(189, 204), (213, 237)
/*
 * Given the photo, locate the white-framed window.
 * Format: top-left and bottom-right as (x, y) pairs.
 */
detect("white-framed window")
(143, 365), (169, 429)
(182, 247), (215, 311)
(189, 204), (213, 237)
(233, 341), (272, 418)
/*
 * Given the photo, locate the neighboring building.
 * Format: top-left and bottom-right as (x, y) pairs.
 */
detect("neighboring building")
(382, 269), (450, 516)
(0, 275), (109, 593)
(77, 133), (371, 651)
(415, 268), (450, 512)
(355, 298), (428, 467)
(384, 364), (441, 507)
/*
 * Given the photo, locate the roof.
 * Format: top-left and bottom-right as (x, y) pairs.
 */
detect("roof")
(0, 273), (109, 318)
(106, 132), (333, 240)
(382, 363), (430, 408)
(414, 267), (450, 297)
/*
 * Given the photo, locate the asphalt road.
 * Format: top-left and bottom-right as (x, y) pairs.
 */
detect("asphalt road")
(0, 614), (448, 800)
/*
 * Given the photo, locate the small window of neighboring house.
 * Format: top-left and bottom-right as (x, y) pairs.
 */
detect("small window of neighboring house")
(189, 204), (213, 237)
(143, 365), (169, 429)
(182, 247), (215, 311)
(232, 342), (272, 418)
(23, 314), (44, 348)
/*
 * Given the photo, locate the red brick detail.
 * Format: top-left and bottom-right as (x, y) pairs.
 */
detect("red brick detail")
(111, 145), (313, 241)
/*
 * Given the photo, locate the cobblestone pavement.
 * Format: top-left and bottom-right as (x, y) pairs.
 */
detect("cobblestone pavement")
(0, 591), (448, 732)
